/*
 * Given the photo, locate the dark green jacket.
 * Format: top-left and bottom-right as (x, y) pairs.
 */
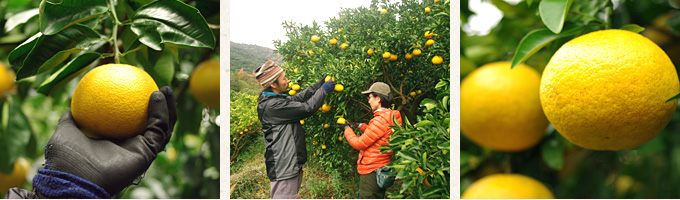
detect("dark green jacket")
(257, 81), (326, 181)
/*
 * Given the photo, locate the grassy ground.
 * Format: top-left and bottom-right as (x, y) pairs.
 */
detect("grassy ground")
(230, 135), (401, 199)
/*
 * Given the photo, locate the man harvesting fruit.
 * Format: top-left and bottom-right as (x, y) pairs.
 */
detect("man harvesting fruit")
(253, 60), (336, 199)
(338, 82), (402, 198)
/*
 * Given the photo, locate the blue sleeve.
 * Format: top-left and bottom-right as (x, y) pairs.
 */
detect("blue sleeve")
(33, 169), (110, 199)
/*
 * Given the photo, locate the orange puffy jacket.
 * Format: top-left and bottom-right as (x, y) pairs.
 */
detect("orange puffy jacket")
(344, 109), (402, 175)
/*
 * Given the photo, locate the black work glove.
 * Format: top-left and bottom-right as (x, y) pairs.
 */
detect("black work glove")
(347, 121), (361, 129)
(322, 81), (336, 92)
(39, 86), (177, 197)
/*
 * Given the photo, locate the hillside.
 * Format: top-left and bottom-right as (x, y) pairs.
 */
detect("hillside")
(230, 42), (283, 73)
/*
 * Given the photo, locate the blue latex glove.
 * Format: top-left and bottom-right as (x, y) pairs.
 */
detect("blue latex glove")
(321, 81), (336, 92)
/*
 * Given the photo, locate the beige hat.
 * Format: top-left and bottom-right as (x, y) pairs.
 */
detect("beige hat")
(253, 60), (283, 89)
(361, 82), (391, 97)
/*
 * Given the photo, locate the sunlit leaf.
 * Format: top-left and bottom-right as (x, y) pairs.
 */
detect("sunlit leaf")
(39, 0), (108, 35)
(539, 0), (574, 33)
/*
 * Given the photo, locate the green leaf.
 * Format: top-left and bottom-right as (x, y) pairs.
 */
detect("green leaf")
(4, 8), (39, 33)
(619, 24), (645, 33)
(0, 97), (32, 174)
(147, 48), (176, 87)
(414, 120), (435, 128)
(539, 0), (573, 33)
(541, 138), (564, 170)
(39, 0), (108, 35)
(422, 186), (445, 197)
(16, 24), (102, 80)
(437, 142), (450, 150)
(421, 99), (437, 110)
(398, 151), (418, 161)
(37, 52), (100, 95)
(130, 0), (216, 51)
(511, 23), (581, 68)
(8, 33), (42, 68)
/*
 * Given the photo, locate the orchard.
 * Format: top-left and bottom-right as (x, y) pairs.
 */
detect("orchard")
(0, 0), (220, 198)
(461, 0), (680, 198)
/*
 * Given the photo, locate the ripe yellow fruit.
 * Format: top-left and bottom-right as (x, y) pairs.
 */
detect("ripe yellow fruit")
(245, 129), (248, 132)
(425, 7), (431, 13)
(417, 90), (422, 94)
(338, 28), (343, 33)
(288, 90), (296, 95)
(462, 174), (555, 199)
(434, 0), (440, 3)
(381, 8), (387, 13)
(324, 124), (330, 128)
(294, 68), (298, 73)
(337, 117), (346, 124)
(425, 39), (434, 46)
(334, 84), (344, 92)
(190, 59), (220, 108)
(405, 53), (413, 60)
(412, 49), (422, 56)
(330, 38), (337, 45)
(0, 158), (29, 195)
(292, 84), (301, 91)
(383, 52), (391, 59)
(72, 64), (158, 139)
(338, 136), (344, 141)
(308, 50), (314, 56)
(311, 35), (319, 42)
(300, 120), (305, 125)
(313, 141), (318, 145)
(324, 76), (335, 82)
(410, 91), (416, 97)
(408, 70), (413, 74)
(341, 43), (349, 49)
(367, 49), (374, 55)
(541, 29), (679, 150)
(166, 146), (177, 163)
(0, 63), (15, 97)
(389, 54), (398, 61)
(321, 103), (331, 112)
(461, 62), (548, 152)
(432, 56), (443, 65)
(288, 82), (293, 88)
(322, 145), (326, 149)
(424, 31), (434, 38)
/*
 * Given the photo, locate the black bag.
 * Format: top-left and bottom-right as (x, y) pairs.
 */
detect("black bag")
(376, 166), (395, 189)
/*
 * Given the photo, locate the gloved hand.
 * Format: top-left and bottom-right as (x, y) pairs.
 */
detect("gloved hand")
(33, 86), (177, 198)
(321, 80), (336, 92)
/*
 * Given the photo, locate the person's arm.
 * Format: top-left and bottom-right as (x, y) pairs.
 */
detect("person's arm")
(343, 117), (389, 150)
(289, 77), (325, 102)
(264, 88), (328, 124)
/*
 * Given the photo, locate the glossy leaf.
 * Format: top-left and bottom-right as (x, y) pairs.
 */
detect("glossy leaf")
(16, 24), (102, 80)
(39, 0), (108, 35)
(37, 52), (100, 95)
(0, 97), (32, 174)
(620, 24), (645, 33)
(130, 0), (216, 51)
(539, 0), (573, 33)
(511, 23), (581, 68)
(148, 48), (176, 87)
(541, 138), (564, 170)
(4, 8), (39, 32)
(8, 33), (42, 68)
(398, 151), (418, 161)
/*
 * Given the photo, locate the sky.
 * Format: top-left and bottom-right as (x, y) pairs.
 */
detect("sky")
(230, 0), (372, 49)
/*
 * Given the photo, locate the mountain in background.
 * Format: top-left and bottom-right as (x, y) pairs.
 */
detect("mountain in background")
(230, 42), (283, 74)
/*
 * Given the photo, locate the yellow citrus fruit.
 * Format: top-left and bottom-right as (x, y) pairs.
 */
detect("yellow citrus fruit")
(367, 49), (374, 55)
(410, 91), (416, 97)
(461, 62), (549, 152)
(417, 90), (422, 94)
(432, 56), (443, 65)
(288, 82), (293, 88)
(338, 28), (343, 32)
(412, 49), (422, 56)
(425, 7), (431, 13)
(389, 54), (398, 61)
(0, 158), (29, 195)
(330, 38), (337, 45)
(245, 129), (248, 132)
(462, 174), (555, 199)
(341, 43), (349, 49)
(337, 117), (346, 124)
(405, 53), (413, 60)
(541, 29), (679, 150)
(292, 84), (300, 91)
(424, 31), (434, 38)
(325, 76), (335, 82)
(322, 145), (326, 149)
(334, 84), (344, 92)
(313, 141), (318, 145)
(434, 0), (440, 3)
(381, 8), (387, 13)
(72, 64), (158, 139)
(294, 68), (298, 73)
(0, 63), (15, 97)
(189, 59), (220, 108)
(383, 52), (391, 59)
(324, 124), (330, 128)
(288, 90), (297, 96)
(321, 103), (331, 112)
(425, 39), (434, 46)
(338, 136), (343, 141)
(308, 50), (314, 56)
(166, 146), (177, 163)
(311, 35), (319, 42)
(300, 120), (305, 125)
(408, 70), (413, 74)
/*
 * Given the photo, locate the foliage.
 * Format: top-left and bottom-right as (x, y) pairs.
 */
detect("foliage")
(0, 0), (220, 198)
(230, 69), (262, 96)
(461, 0), (680, 198)
(229, 90), (261, 164)
(273, 0), (450, 181)
(230, 42), (283, 73)
(380, 79), (450, 199)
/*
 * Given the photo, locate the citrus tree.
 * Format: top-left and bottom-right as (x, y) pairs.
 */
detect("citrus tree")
(461, 0), (680, 198)
(0, 0), (220, 198)
(273, 0), (450, 198)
